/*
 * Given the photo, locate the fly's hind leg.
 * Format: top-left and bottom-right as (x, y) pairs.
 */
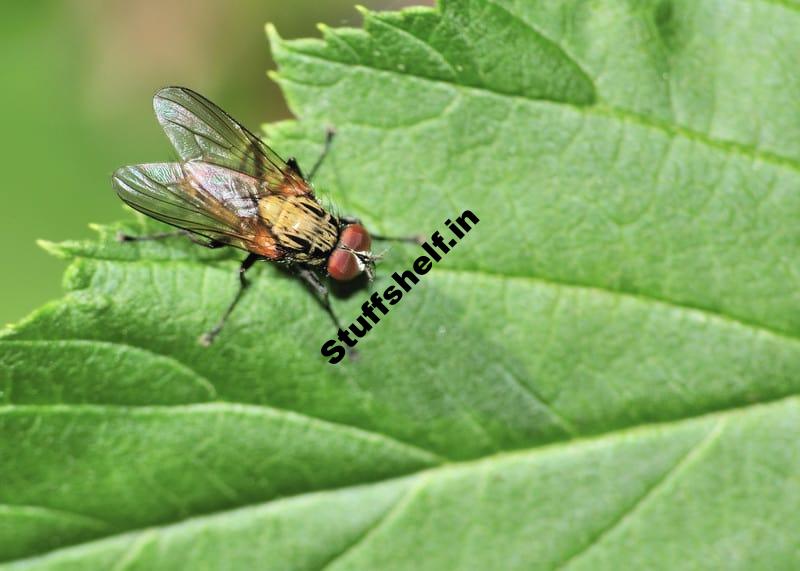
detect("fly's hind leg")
(199, 253), (260, 346)
(117, 229), (225, 249)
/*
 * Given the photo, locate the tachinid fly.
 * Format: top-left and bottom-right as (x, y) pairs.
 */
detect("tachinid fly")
(112, 87), (416, 345)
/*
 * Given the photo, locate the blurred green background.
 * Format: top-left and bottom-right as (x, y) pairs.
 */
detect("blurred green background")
(0, 0), (425, 327)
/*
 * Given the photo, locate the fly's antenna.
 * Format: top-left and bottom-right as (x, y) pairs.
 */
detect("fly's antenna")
(340, 245), (384, 281)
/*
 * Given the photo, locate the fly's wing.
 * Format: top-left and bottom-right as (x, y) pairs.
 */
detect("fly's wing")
(153, 86), (310, 197)
(112, 162), (280, 258)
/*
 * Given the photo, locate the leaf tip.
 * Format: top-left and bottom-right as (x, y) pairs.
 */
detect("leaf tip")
(36, 239), (68, 259)
(266, 69), (286, 90)
(265, 22), (282, 45)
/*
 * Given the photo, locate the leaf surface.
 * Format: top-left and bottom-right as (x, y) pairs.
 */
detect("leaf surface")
(2, 0), (800, 568)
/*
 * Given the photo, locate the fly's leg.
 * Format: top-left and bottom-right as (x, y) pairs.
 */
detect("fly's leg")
(117, 229), (224, 249)
(296, 266), (360, 361)
(287, 127), (336, 183)
(286, 158), (304, 179)
(307, 127), (336, 182)
(339, 216), (423, 245)
(117, 230), (181, 242)
(372, 233), (424, 245)
(294, 267), (342, 330)
(198, 253), (260, 346)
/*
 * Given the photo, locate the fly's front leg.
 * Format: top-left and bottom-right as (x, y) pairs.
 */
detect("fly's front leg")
(117, 229), (224, 249)
(295, 267), (342, 330)
(339, 216), (423, 245)
(199, 253), (260, 346)
(296, 267), (361, 362)
(372, 233), (424, 245)
(306, 127), (336, 182)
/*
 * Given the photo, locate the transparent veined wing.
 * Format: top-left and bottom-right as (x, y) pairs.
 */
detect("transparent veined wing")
(153, 86), (310, 196)
(112, 162), (281, 259)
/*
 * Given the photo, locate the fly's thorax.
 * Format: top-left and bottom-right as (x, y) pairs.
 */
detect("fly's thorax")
(257, 194), (338, 263)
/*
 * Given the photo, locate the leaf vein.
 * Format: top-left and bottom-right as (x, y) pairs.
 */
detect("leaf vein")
(553, 419), (727, 570)
(37, 254), (800, 349)
(279, 41), (800, 173)
(317, 477), (427, 570)
(0, 402), (781, 567)
(0, 504), (113, 532)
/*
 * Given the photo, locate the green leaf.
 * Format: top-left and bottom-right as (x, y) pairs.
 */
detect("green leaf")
(2, 0), (800, 568)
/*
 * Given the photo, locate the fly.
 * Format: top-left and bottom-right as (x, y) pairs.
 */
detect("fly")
(112, 86), (418, 345)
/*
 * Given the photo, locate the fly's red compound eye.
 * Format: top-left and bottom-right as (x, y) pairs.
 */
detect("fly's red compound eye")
(339, 223), (371, 252)
(327, 224), (372, 281)
(327, 249), (360, 281)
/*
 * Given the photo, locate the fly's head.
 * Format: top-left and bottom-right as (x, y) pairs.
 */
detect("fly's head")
(327, 223), (380, 282)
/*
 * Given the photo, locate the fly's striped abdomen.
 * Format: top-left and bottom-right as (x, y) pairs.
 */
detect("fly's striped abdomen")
(257, 194), (338, 263)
